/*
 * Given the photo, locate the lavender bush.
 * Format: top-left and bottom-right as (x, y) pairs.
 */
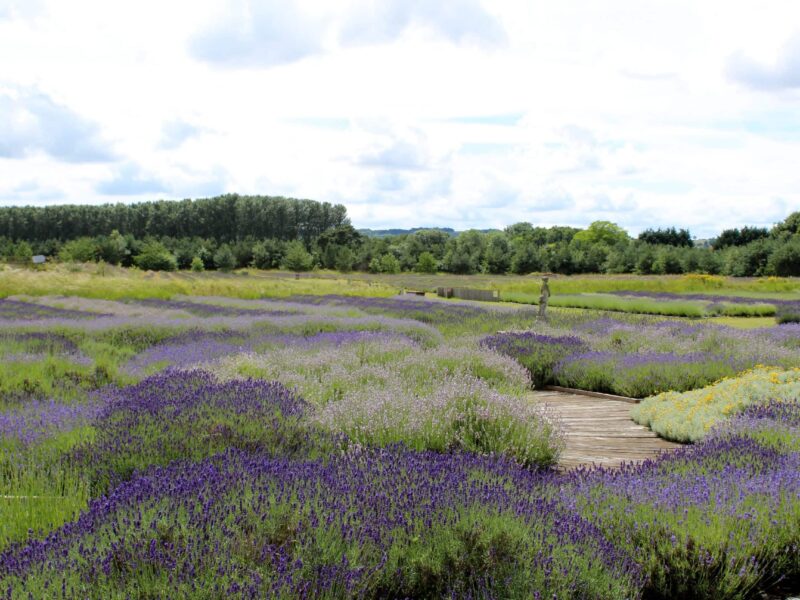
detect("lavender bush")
(481, 332), (588, 388)
(81, 370), (328, 492)
(1, 448), (642, 599)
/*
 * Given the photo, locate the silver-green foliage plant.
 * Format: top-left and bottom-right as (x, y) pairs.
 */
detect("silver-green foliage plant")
(631, 367), (800, 442)
(211, 339), (564, 468)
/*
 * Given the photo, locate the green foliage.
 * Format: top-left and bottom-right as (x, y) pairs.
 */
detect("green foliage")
(0, 194), (348, 245)
(442, 230), (485, 274)
(190, 256), (205, 272)
(281, 240), (314, 272)
(767, 237), (800, 276)
(11, 240), (34, 263)
(333, 246), (355, 272)
(213, 244), (236, 272)
(133, 241), (178, 272)
(251, 239), (286, 270)
(378, 253), (401, 274)
(415, 251), (438, 274)
(638, 227), (693, 247)
(485, 233), (511, 274)
(59, 238), (98, 263)
(572, 220), (629, 247)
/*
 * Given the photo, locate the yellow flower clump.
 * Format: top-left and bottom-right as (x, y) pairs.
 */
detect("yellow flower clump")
(631, 367), (800, 443)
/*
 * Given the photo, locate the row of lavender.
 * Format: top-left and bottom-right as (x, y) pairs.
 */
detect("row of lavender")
(483, 313), (800, 397)
(2, 371), (798, 598)
(606, 290), (800, 323)
(1, 294), (799, 597)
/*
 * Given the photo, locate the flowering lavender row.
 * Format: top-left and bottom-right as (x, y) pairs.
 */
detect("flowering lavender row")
(128, 298), (297, 318)
(83, 370), (325, 492)
(566, 411), (800, 598)
(484, 311), (800, 395)
(123, 329), (414, 375)
(0, 398), (101, 447)
(1, 447), (642, 599)
(0, 298), (109, 321)
(480, 332), (588, 388)
(607, 289), (799, 307)
(287, 294), (492, 324)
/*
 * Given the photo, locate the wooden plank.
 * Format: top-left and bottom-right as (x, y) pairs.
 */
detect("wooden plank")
(526, 390), (680, 470)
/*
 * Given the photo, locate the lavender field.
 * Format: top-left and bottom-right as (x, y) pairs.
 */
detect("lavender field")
(0, 292), (799, 598)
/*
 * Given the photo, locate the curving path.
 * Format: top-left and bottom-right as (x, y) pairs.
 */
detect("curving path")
(529, 390), (681, 470)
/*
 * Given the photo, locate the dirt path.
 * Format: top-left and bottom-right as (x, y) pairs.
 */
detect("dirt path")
(529, 390), (681, 470)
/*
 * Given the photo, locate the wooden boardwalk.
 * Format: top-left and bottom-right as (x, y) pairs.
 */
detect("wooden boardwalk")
(529, 390), (681, 470)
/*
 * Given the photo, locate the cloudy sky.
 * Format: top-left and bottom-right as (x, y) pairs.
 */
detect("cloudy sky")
(1, 0), (799, 237)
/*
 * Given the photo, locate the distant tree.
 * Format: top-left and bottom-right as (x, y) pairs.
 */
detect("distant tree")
(772, 211), (800, 238)
(572, 221), (629, 247)
(379, 253), (401, 274)
(11, 240), (33, 263)
(59, 237), (98, 263)
(638, 227), (692, 247)
(190, 256), (205, 272)
(368, 256), (381, 273)
(334, 247), (355, 272)
(714, 226), (769, 249)
(97, 230), (129, 265)
(252, 239), (286, 270)
(134, 241), (177, 271)
(282, 240), (314, 272)
(442, 230), (485, 274)
(484, 234), (511, 274)
(414, 251), (438, 274)
(509, 242), (541, 275)
(652, 247), (684, 274)
(213, 244), (236, 271)
(767, 238), (800, 276)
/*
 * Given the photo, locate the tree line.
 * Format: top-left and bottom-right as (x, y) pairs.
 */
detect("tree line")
(1, 195), (799, 277)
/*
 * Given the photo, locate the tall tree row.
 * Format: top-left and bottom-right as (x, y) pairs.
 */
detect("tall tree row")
(0, 195), (348, 243)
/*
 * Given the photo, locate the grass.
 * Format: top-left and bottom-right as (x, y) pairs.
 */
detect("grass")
(502, 292), (778, 318)
(0, 264), (399, 301)
(3, 264), (800, 303)
(708, 316), (777, 329)
(0, 428), (93, 548)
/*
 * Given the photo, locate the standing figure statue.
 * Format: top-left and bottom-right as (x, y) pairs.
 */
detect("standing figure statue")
(538, 276), (550, 319)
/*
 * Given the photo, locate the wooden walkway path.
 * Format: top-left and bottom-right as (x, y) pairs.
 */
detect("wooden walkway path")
(529, 390), (681, 470)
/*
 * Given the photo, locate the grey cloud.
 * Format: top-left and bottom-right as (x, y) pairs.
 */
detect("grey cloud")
(374, 172), (408, 191)
(530, 189), (574, 211)
(0, 88), (115, 163)
(0, 0), (43, 20)
(159, 120), (203, 149)
(189, 1), (325, 68)
(727, 34), (800, 90)
(189, 0), (505, 69)
(96, 163), (167, 196)
(0, 180), (64, 204)
(340, 0), (506, 47)
(589, 193), (637, 213)
(357, 140), (428, 170)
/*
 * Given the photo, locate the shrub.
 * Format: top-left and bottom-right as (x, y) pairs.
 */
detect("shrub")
(133, 241), (177, 271)
(281, 240), (314, 271)
(213, 244), (236, 271)
(632, 366), (800, 441)
(189, 256), (205, 272)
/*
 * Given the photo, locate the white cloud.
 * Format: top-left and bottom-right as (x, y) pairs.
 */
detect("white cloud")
(96, 163), (167, 196)
(159, 120), (204, 149)
(0, 86), (116, 162)
(727, 33), (800, 90)
(189, 0), (326, 68)
(0, 0), (799, 237)
(339, 0), (506, 47)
